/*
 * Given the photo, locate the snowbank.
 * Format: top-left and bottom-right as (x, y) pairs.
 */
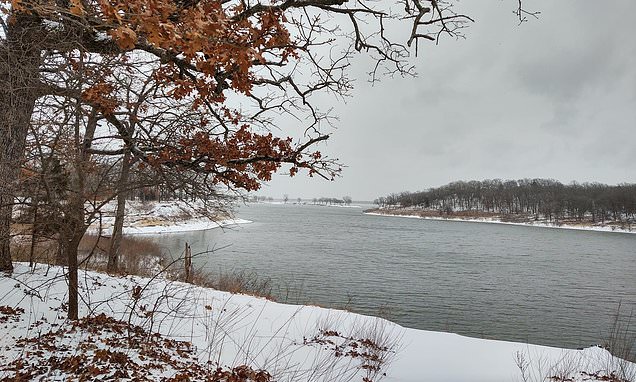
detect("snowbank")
(113, 217), (253, 235)
(1, 264), (632, 381)
(87, 200), (252, 235)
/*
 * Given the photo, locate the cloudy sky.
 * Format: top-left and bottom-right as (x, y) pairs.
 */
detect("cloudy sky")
(258, 1), (636, 202)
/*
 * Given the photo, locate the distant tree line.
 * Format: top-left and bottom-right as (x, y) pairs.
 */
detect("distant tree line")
(251, 195), (276, 202)
(250, 195), (353, 205)
(374, 179), (636, 223)
(313, 196), (352, 206)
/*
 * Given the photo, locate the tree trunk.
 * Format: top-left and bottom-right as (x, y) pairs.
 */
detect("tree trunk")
(62, 106), (98, 320)
(184, 242), (192, 283)
(61, 202), (85, 321)
(0, 15), (43, 273)
(29, 196), (39, 267)
(107, 149), (132, 272)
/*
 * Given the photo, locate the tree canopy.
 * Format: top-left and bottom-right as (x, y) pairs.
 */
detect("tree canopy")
(0, 0), (534, 318)
(375, 179), (636, 224)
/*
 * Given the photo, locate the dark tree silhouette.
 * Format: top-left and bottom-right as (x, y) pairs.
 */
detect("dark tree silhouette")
(375, 179), (636, 225)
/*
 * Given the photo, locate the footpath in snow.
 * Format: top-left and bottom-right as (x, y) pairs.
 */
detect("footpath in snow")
(1, 264), (633, 382)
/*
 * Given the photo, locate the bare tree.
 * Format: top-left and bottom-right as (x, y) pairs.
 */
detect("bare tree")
(0, 0), (536, 272)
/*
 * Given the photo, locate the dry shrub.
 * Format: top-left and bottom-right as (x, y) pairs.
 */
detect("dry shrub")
(515, 303), (636, 382)
(12, 234), (165, 276)
(602, 303), (636, 380)
(305, 315), (401, 382)
(79, 234), (165, 276)
(184, 268), (275, 301)
(10, 238), (58, 264)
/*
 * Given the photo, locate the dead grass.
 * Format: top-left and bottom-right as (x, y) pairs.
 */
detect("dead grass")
(79, 235), (165, 276)
(10, 238), (58, 265)
(515, 303), (635, 382)
(602, 303), (636, 377)
(11, 234), (165, 277)
(176, 268), (275, 301)
(12, 233), (280, 301)
(133, 218), (169, 227)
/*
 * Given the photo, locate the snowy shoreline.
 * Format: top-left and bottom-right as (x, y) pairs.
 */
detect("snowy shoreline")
(86, 200), (253, 235)
(109, 217), (252, 235)
(364, 211), (636, 234)
(2, 263), (633, 381)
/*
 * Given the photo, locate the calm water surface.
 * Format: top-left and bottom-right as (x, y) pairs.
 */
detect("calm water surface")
(151, 203), (636, 352)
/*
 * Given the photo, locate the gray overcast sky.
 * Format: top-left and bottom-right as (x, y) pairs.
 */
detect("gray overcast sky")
(258, 1), (636, 202)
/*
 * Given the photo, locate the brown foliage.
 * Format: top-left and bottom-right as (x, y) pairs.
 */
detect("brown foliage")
(1, 312), (273, 381)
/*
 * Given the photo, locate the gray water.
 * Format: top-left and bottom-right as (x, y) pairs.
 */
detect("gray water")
(151, 203), (636, 353)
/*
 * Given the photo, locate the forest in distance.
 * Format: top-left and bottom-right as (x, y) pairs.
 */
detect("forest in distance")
(373, 179), (636, 225)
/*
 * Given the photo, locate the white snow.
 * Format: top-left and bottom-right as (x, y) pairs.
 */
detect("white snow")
(1, 264), (632, 381)
(87, 200), (252, 235)
(113, 217), (253, 235)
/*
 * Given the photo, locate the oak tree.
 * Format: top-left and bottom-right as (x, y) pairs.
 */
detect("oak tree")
(1, 0), (533, 318)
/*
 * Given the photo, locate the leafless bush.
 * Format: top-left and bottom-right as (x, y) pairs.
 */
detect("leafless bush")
(13, 234), (165, 276)
(77, 234), (164, 276)
(177, 267), (275, 301)
(601, 303), (636, 381)
(10, 239), (57, 265)
(301, 314), (401, 382)
(546, 352), (588, 382)
(515, 335), (635, 382)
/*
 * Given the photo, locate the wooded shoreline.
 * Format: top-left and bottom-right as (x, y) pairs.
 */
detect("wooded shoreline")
(365, 207), (635, 233)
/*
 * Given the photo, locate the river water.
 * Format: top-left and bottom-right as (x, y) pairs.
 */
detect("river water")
(151, 203), (636, 353)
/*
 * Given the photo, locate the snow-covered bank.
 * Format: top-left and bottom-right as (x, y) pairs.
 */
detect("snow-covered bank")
(365, 211), (636, 234)
(1, 264), (633, 381)
(112, 217), (253, 235)
(87, 200), (252, 235)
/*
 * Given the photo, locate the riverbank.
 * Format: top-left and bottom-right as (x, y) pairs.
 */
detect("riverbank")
(1, 263), (633, 381)
(88, 200), (252, 235)
(365, 207), (636, 234)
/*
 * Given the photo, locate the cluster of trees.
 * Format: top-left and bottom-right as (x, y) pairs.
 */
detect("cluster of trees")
(250, 195), (276, 203)
(249, 195), (352, 205)
(312, 196), (352, 206)
(2, 0), (521, 320)
(375, 179), (636, 223)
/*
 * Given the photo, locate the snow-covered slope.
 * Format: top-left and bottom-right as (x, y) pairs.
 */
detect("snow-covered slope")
(88, 200), (252, 235)
(1, 264), (633, 381)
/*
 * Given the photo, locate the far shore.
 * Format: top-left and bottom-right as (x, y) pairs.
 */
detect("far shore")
(110, 217), (252, 236)
(85, 200), (252, 236)
(247, 201), (363, 208)
(364, 208), (636, 234)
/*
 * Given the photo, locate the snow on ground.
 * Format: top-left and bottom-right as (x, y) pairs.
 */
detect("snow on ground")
(364, 212), (636, 235)
(87, 200), (252, 235)
(1, 264), (633, 381)
(110, 217), (253, 235)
